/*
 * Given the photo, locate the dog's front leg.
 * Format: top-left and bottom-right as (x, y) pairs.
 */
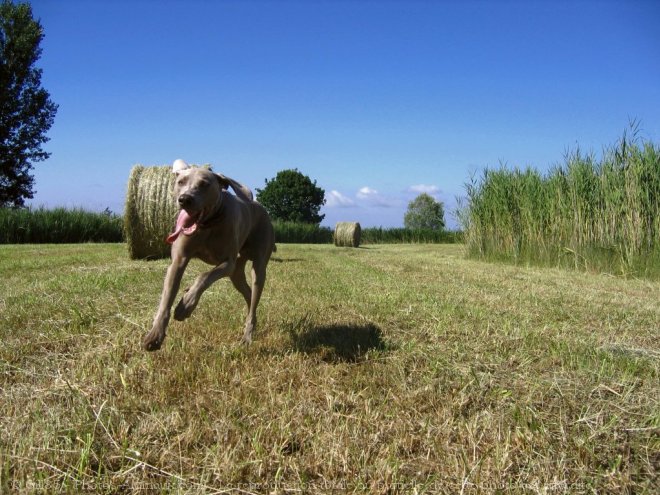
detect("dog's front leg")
(143, 255), (190, 351)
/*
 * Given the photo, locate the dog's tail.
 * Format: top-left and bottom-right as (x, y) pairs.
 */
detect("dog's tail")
(272, 242), (277, 253)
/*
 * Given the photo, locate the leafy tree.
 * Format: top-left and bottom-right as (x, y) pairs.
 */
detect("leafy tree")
(1, 1), (58, 207)
(404, 193), (445, 230)
(256, 169), (326, 224)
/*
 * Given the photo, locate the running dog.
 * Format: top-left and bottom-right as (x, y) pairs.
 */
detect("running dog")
(143, 159), (275, 351)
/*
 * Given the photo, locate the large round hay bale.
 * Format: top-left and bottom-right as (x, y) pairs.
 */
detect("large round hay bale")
(124, 165), (178, 260)
(334, 222), (362, 248)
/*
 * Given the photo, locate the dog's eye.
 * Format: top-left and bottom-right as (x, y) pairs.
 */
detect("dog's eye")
(199, 180), (210, 188)
(177, 178), (186, 186)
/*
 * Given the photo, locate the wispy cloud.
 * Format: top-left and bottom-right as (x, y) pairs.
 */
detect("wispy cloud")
(324, 185), (406, 212)
(326, 190), (355, 208)
(356, 186), (399, 208)
(408, 184), (440, 195)
(356, 186), (379, 199)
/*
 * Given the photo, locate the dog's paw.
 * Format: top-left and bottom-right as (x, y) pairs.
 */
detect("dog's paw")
(173, 294), (197, 321)
(241, 322), (255, 345)
(143, 329), (165, 351)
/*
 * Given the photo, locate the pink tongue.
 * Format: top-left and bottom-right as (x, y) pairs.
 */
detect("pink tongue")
(166, 210), (199, 244)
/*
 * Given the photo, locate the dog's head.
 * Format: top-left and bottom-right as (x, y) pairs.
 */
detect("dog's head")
(168, 160), (231, 238)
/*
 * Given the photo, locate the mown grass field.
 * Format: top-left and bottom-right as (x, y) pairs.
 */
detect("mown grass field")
(1, 243), (658, 493)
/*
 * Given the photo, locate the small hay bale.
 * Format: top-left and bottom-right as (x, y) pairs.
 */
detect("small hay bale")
(124, 165), (178, 260)
(334, 222), (362, 248)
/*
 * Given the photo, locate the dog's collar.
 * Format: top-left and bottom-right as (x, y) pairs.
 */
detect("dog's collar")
(197, 209), (224, 229)
(197, 195), (224, 229)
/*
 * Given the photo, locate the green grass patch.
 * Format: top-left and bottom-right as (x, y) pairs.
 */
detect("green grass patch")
(0, 212), (462, 246)
(1, 243), (658, 492)
(361, 227), (462, 244)
(273, 222), (461, 245)
(0, 207), (123, 244)
(273, 221), (333, 243)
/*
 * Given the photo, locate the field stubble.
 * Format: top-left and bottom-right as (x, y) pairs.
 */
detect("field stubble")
(0, 243), (658, 493)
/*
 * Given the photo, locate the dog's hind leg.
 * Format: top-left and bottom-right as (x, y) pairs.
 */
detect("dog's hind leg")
(230, 256), (251, 309)
(241, 258), (267, 344)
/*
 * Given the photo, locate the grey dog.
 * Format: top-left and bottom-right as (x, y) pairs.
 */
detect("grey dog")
(143, 159), (275, 351)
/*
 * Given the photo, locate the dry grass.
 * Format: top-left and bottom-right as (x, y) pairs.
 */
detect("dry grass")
(0, 243), (658, 493)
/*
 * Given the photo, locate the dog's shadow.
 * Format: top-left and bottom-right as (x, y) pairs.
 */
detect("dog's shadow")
(288, 321), (387, 363)
(270, 257), (304, 263)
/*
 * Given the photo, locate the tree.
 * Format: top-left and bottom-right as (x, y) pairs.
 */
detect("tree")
(0, 1), (58, 207)
(404, 193), (445, 230)
(256, 169), (326, 224)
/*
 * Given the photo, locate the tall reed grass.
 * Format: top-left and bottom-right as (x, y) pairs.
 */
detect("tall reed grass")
(0, 207), (123, 244)
(273, 221), (333, 244)
(361, 227), (461, 244)
(462, 128), (660, 278)
(0, 209), (462, 246)
(272, 223), (461, 245)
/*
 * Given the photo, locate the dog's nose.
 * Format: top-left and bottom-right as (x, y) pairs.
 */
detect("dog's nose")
(178, 194), (193, 208)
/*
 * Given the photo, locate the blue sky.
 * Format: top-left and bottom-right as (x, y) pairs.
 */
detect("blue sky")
(27, 0), (660, 228)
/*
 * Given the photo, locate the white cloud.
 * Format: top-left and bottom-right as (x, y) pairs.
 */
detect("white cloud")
(355, 186), (400, 208)
(326, 190), (355, 208)
(408, 184), (440, 195)
(357, 186), (379, 199)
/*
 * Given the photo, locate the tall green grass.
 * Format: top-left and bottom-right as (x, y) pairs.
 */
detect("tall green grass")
(273, 222), (461, 244)
(361, 227), (461, 244)
(463, 129), (660, 278)
(0, 207), (123, 243)
(0, 209), (461, 246)
(273, 221), (333, 244)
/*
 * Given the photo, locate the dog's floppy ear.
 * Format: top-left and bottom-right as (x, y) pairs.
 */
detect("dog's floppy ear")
(172, 159), (190, 175)
(215, 172), (254, 201)
(214, 172), (230, 191)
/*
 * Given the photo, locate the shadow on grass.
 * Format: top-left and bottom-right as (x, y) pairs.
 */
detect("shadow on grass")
(270, 257), (305, 263)
(289, 321), (388, 363)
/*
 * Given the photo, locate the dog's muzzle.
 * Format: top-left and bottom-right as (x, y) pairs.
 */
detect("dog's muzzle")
(178, 193), (194, 209)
